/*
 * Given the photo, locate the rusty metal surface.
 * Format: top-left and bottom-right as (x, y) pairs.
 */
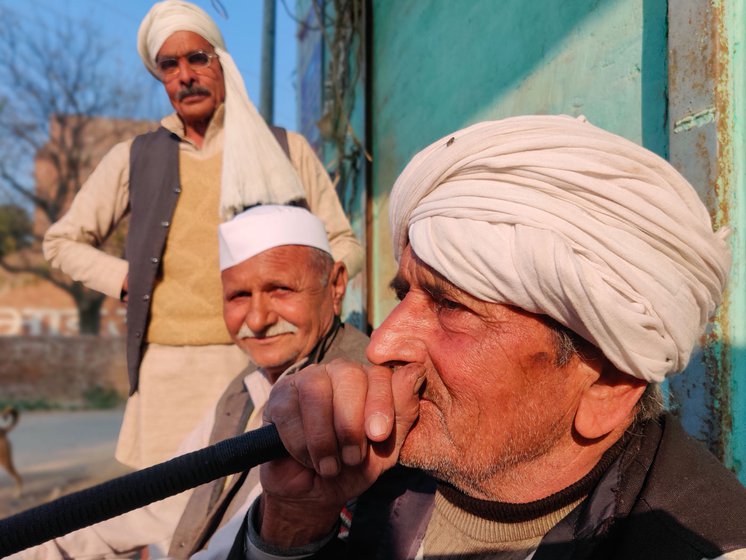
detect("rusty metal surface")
(667, 0), (736, 470)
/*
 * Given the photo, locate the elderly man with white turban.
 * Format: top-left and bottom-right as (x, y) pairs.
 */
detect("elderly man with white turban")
(14, 206), (369, 560)
(42, 0), (363, 469)
(242, 115), (746, 559)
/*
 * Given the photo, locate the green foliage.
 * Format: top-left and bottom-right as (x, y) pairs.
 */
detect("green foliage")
(0, 398), (57, 411)
(0, 204), (32, 257)
(0, 385), (123, 411)
(82, 385), (123, 410)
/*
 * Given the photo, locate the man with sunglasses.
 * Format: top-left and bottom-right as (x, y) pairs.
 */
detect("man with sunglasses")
(42, 0), (363, 470)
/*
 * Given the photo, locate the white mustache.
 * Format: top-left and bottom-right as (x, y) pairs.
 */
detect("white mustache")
(237, 319), (299, 339)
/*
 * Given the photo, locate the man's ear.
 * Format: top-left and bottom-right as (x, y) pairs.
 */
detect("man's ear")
(574, 359), (647, 440)
(329, 262), (348, 315)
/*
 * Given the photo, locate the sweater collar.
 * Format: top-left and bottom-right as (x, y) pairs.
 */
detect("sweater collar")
(436, 428), (634, 524)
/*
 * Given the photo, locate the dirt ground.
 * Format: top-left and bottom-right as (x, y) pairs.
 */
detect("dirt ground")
(0, 408), (131, 518)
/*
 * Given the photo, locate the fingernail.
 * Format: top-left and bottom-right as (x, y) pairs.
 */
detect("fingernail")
(367, 413), (389, 438)
(318, 456), (339, 477)
(342, 445), (361, 465)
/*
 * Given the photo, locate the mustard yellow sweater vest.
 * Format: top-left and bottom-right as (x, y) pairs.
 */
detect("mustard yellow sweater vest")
(146, 152), (232, 345)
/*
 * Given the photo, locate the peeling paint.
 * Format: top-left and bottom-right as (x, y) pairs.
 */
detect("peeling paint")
(673, 107), (716, 132)
(715, 0), (746, 481)
(667, 0), (744, 477)
(704, 0), (743, 473)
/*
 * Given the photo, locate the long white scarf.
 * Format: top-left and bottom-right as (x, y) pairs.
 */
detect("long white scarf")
(389, 115), (730, 382)
(137, 0), (305, 220)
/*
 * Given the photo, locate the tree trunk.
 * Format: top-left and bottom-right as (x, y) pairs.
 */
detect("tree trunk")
(72, 284), (106, 335)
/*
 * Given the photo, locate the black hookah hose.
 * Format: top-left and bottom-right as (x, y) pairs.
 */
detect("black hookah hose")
(0, 423), (287, 556)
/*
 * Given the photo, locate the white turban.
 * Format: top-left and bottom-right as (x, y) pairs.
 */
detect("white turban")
(218, 205), (332, 271)
(137, 0), (305, 220)
(389, 115), (730, 383)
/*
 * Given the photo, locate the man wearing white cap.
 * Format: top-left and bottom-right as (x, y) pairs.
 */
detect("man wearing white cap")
(242, 116), (746, 559)
(42, 0), (363, 469)
(16, 206), (369, 560)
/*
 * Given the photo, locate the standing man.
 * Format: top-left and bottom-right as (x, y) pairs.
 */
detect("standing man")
(246, 116), (746, 559)
(43, 0), (363, 469)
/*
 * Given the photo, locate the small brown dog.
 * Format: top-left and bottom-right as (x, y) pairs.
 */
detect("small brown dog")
(0, 406), (22, 496)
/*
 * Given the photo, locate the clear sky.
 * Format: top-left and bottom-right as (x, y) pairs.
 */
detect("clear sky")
(1, 0), (300, 130)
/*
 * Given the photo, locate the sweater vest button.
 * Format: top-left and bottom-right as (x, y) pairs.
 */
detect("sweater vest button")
(151, 257), (159, 264)
(142, 294), (151, 301)
(174, 187), (182, 194)
(160, 221), (170, 228)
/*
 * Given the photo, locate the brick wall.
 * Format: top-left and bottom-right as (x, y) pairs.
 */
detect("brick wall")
(0, 336), (128, 406)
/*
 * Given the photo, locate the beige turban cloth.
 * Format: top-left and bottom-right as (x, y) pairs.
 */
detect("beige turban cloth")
(389, 115), (731, 383)
(137, 0), (305, 220)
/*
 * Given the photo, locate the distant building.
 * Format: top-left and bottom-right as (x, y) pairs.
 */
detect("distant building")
(33, 114), (157, 235)
(0, 268), (126, 337)
(0, 114), (157, 337)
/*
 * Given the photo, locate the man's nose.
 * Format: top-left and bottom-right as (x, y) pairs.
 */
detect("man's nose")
(245, 296), (277, 334)
(176, 57), (198, 84)
(366, 298), (427, 366)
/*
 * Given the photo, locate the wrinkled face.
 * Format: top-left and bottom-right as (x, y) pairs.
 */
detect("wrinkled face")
(157, 31), (225, 129)
(367, 246), (587, 497)
(222, 245), (345, 382)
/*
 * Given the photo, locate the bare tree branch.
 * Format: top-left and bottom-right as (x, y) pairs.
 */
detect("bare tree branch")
(0, 7), (157, 334)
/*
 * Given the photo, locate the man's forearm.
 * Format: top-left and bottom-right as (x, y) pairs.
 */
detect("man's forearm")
(243, 496), (342, 560)
(42, 138), (132, 298)
(43, 234), (129, 299)
(258, 495), (341, 549)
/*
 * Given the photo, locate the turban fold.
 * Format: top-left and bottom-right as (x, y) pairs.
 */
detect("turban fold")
(389, 115), (730, 382)
(137, 0), (305, 220)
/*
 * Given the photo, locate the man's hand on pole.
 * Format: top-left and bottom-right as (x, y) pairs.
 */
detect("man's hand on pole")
(258, 358), (424, 548)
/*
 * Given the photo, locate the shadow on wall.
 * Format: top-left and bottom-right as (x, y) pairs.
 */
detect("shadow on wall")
(669, 341), (743, 483)
(641, 0), (668, 158)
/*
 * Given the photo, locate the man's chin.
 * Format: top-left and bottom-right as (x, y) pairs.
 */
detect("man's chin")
(397, 422), (431, 467)
(176, 99), (215, 121)
(398, 445), (439, 474)
(249, 350), (300, 378)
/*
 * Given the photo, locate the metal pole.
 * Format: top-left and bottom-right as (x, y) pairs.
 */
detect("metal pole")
(260, 0), (276, 123)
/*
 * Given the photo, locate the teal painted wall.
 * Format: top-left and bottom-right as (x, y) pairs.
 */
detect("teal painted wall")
(293, 0), (744, 480)
(369, 0), (668, 323)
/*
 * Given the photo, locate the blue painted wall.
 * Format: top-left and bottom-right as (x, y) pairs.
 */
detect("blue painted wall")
(295, 0), (745, 479)
(369, 0), (668, 322)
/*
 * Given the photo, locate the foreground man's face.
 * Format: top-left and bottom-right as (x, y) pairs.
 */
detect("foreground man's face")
(222, 245), (343, 383)
(367, 245), (588, 499)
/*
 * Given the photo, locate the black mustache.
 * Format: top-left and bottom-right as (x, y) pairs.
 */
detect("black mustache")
(176, 85), (211, 100)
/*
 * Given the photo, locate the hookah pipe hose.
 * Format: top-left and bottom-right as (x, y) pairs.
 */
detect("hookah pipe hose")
(0, 424), (287, 556)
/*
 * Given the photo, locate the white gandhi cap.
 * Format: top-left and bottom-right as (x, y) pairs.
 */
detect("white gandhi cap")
(218, 205), (332, 271)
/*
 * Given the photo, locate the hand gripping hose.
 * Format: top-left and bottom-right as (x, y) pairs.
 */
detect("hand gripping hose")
(0, 424), (287, 556)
